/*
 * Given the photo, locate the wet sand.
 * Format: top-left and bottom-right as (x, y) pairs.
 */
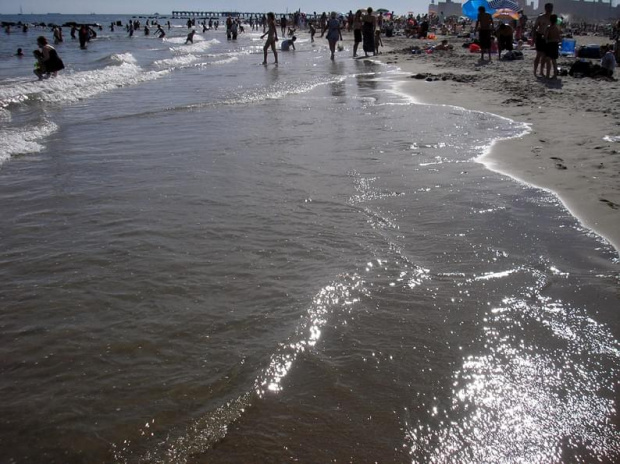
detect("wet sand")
(373, 33), (620, 253)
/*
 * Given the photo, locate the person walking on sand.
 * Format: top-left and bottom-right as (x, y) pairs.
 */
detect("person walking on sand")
(533, 3), (553, 77)
(475, 6), (494, 61)
(362, 7), (376, 57)
(325, 11), (341, 60)
(261, 12), (278, 65)
(544, 15), (561, 79)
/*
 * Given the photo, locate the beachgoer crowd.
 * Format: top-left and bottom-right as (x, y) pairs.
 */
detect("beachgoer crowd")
(7, 7), (618, 79)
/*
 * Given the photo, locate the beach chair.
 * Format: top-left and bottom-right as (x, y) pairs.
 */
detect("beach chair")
(560, 38), (576, 56)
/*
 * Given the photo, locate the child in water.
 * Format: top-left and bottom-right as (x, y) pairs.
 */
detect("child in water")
(374, 29), (383, 55)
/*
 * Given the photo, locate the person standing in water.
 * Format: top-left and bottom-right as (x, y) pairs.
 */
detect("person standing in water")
(261, 12), (278, 65)
(33, 35), (64, 80)
(362, 7), (376, 57)
(352, 10), (363, 57)
(185, 29), (196, 44)
(325, 12), (341, 60)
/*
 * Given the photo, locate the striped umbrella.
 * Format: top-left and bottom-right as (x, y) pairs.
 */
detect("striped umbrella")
(493, 8), (520, 20)
(488, 0), (521, 12)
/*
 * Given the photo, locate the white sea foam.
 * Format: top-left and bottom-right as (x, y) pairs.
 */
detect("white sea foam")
(154, 54), (200, 68)
(110, 52), (138, 65)
(0, 62), (168, 108)
(169, 38), (219, 54)
(0, 120), (58, 164)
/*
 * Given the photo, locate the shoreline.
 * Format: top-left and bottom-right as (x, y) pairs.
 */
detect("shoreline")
(368, 34), (620, 254)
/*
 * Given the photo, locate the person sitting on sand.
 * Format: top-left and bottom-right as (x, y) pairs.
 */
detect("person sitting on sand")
(433, 39), (453, 51)
(475, 6), (494, 61)
(543, 14), (561, 79)
(600, 45), (617, 78)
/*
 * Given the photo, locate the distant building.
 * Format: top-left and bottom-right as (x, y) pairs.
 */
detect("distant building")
(551, 0), (619, 22)
(434, 0), (466, 17)
(428, 0), (620, 21)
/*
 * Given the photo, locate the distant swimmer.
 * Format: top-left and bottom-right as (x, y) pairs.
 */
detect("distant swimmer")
(79, 25), (89, 48)
(16, 48), (24, 57)
(281, 36), (296, 51)
(52, 26), (63, 44)
(185, 29), (195, 44)
(33, 35), (65, 80)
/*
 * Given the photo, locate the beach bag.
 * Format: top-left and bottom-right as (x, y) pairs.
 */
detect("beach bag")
(576, 45), (601, 59)
(569, 60), (591, 77)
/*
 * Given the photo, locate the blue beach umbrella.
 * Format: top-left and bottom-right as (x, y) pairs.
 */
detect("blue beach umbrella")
(462, 0), (496, 20)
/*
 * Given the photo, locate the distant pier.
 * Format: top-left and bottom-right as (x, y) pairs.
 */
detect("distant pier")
(171, 11), (319, 19)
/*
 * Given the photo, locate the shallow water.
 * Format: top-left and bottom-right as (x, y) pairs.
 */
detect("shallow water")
(1, 14), (619, 464)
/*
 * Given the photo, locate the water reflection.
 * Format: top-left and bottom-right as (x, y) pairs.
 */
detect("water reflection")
(409, 293), (620, 463)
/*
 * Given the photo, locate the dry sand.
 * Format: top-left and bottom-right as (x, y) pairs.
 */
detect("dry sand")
(362, 34), (620, 253)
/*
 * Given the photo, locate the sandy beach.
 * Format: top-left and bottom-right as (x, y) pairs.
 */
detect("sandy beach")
(367, 33), (620, 253)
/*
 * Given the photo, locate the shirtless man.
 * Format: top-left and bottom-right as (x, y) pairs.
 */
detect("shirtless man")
(532, 3), (553, 76)
(475, 6), (494, 61)
(544, 15), (561, 78)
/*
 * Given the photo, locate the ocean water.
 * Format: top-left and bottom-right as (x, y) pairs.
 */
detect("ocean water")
(1, 14), (619, 464)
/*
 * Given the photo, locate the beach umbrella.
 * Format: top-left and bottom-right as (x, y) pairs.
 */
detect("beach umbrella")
(488, 0), (520, 11)
(462, 0), (495, 20)
(492, 8), (519, 20)
(376, 8), (390, 14)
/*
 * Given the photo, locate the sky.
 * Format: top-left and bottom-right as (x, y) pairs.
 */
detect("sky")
(0, 0), (489, 16)
(1, 0), (617, 16)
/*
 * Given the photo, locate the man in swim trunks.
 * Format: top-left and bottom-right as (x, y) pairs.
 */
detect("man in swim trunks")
(532, 3), (553, 76)
(475, 6), (494, 61)
(544, 14), (561, 78)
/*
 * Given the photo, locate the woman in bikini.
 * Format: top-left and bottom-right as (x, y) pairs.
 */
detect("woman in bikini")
(261, 12), (278, 65)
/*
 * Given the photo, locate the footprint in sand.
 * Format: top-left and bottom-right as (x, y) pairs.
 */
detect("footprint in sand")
(550, 156), (564, 161)
(555, 163), (567, 170)
(600, 198), (620, 210)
